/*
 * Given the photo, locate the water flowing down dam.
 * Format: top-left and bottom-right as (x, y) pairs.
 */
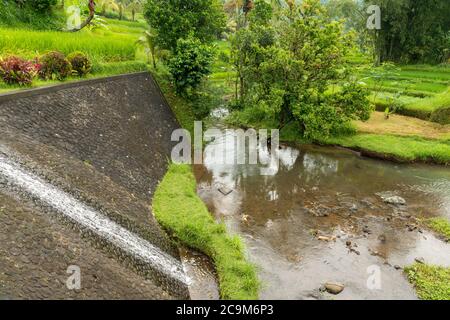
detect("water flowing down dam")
(0, 72), (194, 299)
(0, 151), (187, 286)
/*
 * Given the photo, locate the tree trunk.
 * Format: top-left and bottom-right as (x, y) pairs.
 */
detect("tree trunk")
(150, 47), (157, 69)
(239, 75), (244, 104)
(152, 54), (157, 70)
(69, 0), (95, 32)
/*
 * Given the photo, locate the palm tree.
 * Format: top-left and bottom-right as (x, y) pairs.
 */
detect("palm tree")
(136, 29), (158, 69)
(126, 0), (143, 21)
(97, 0), (120, 16)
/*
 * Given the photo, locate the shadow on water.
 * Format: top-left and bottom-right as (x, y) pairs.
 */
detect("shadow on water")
(194, 129), (450, 300)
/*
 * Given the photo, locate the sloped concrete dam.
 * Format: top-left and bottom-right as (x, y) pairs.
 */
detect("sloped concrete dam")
(0, 72), (190, 299)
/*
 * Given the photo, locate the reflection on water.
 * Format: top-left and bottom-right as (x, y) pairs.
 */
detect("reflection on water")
(195, 132), (450, 300)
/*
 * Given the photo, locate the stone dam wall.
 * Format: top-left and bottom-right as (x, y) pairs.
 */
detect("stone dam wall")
(0, 72), (189, 299)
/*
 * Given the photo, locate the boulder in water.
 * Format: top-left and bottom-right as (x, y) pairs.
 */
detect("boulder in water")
(324, 282), (345, 295)
(382, 196), (406, 206)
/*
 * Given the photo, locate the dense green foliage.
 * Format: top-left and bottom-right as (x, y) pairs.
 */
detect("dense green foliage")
(232, 0), (372, 139)
(144, 0), (226, 51)
(324, 0), (450, 64)
(426, 217), (450, 241)
(405, 263), (450, 300)
(67, 51), (92, 76)
(153, 164), (259, 300)
(0, 0), (63, 29)
(144, 0), (226, 118)
(168, 36), (214, 95)
(365, 0), (450, 64)
(27, 0), (58, 11)
(38, 51), (72, 80)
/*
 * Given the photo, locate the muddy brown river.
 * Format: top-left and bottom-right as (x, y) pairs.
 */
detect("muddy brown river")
(194, 130), (450, 300)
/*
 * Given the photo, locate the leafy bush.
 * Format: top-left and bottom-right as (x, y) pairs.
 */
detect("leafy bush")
(0, 56), (38, 85)
(233, 0), (372, 140)
(38, 51), (72, 80)
(99, 10), (132, 22)
(0, 1), (62, 30)
(144, 0), (226, 51)
(430, 106), (450, 125)
(67, 52), (92, 77)
(168, 36), (214, 95)
(28, 0), (58, 12)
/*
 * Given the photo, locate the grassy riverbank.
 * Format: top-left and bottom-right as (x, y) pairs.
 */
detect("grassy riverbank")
(405, 263), (450, 300)
(425, 217), (450, 241)
(152, 164), (259, 300)
(405, 218), (449, 300)
(227, 115), (450, 165)
(320, 134), (450, 165)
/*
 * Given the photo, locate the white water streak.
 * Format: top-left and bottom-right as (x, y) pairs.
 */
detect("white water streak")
(0, 153), (187, 285)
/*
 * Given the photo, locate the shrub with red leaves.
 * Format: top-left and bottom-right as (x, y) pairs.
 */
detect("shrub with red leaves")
(0, 56), (38, 86)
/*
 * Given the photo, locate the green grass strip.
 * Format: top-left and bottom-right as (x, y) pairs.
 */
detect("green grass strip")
(152, 164), (259, 300)
(405, 263), (450, 300)
(426, 217), (450, 241)
(321, 133), (450, 165)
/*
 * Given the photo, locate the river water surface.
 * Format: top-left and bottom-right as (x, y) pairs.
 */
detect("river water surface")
(194, 130), (450, 300)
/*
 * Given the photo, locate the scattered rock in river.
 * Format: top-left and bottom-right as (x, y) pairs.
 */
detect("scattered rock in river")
(324, 282), (345, 295)
(415, 257), (425, 264)
(218, 185), (233, 196)
(406, 223), (418, 232)
(382, 196), (406, 206)
(360, 198), (377, 209)
(369, 248), (386, 258)
(317, 235), (336, 242)
(265, 219), (274, 228)
(362, 226), (372, 234)
(241, 214), (250, 223)
(345, 240), (360, 255)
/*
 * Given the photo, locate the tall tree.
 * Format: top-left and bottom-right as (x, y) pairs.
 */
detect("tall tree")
(365, 0), (450, 64)
(144, 0), (226, 51)
(232, 0), (372, 139)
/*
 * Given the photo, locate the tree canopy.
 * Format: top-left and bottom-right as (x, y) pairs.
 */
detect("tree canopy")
(367, 0), (450, 64)
(232, 0), (373, 139)
(144, 0), (226, 51)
